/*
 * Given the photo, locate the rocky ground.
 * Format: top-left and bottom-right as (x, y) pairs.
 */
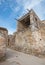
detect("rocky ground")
(0, 48), (45, 65)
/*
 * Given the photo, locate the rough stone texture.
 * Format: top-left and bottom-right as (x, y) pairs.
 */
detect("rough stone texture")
(14, 30), (45, 56)
(0, 27), (8, 60)
(8, 9), (45, 57)
(8, 34), (15, 48)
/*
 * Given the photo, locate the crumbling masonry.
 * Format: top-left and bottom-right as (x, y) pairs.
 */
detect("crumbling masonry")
(0, 9), (45, 59)
(0, 27), (8, 60)
(8, 9), (45, 56)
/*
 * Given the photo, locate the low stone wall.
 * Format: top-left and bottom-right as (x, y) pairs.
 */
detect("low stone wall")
(0, 27), (8, 61)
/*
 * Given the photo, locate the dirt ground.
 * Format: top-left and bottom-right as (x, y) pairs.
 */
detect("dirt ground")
(0, 48), (45, 65)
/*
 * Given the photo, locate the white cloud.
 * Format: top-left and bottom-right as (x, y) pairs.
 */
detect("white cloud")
(9, 5), (20, 15)
(24, 0), (43, 9)
(8, 29), (17, 34)
(16, 0), (43, 10)
(1, 0), (42, 19)
(8, 30), (14, 34)
(0, 0), (20, 13)
(12, 6), (20, 13)
(15, 0), (43, 18)
(9, 6), (20, 20)
(33, 2), (45, 20)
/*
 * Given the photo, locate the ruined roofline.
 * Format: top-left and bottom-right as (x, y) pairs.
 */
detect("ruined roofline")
(0, 27), (8, 31)
(18, 12), (29, 22)
(18, 9), (40, 22)
(18, 9), (31, 22)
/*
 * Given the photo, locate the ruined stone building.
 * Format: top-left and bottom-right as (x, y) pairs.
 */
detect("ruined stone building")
(8, 9), (45, 56)
(0, 9), (45, 59)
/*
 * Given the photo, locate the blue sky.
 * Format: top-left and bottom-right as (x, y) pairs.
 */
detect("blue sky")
(0, 0), (45, 34)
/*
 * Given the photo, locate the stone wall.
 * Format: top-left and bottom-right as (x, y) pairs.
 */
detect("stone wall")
(8, 9), (45, 57)
(14, 30), (45, 56)
(0, 27), (8, 60)
(8, 27), (45, 56)
(8, 34), (15, 48)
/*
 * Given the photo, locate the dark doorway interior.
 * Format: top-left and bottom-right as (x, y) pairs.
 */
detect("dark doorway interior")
(20, 15), (30, 28)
